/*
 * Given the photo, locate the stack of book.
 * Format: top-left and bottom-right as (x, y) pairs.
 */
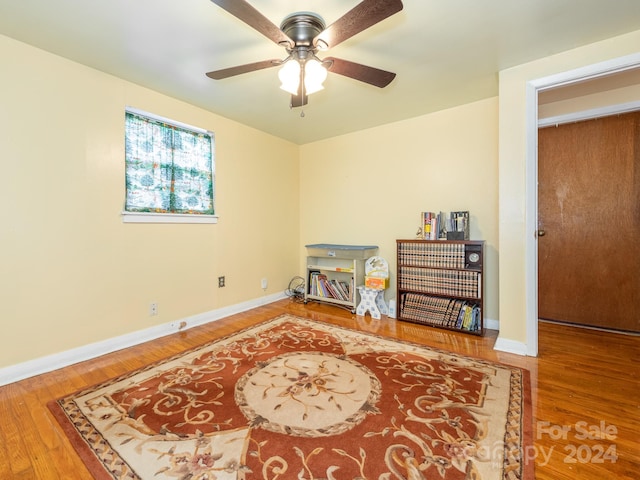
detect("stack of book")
(398, 242), (465, 268)
(308, 271), (353, 302)
(421, 211), (470, 240)
(399, 293), (481, 332)
(398, 267), (481, 299)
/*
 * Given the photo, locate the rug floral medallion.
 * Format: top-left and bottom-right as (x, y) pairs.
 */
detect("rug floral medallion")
(49, 314), (532, 480)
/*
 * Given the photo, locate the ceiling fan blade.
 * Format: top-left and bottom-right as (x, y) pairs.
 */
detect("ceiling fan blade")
(324, 57), (396, 88)
(314, 0), (403, 49)
(206, 59), (280, 80)
(210, 0), (293, 47)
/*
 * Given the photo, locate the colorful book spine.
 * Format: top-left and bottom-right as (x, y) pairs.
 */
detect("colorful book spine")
(399, 293), (481, 332)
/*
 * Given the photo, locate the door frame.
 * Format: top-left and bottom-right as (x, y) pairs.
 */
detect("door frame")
(524, 53), (640, 356)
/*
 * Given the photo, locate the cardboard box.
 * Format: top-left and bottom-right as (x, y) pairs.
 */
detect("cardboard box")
(365, 276), (389, 290)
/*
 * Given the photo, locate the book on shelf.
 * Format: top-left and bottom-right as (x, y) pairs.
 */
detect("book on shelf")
(399, 293), (481, 333)
(308, 270), (320, 296)
(420, 211), (470, 240)
(398, 242), (466, 269)
(398, 265), (480, 299)
(449, 211), (470, 240)
(334, 267), (353, 273)
(308, 271), (353, 302)
(421, 212), (433, 240)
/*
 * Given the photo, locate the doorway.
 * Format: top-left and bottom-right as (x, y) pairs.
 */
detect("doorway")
(524, 54), (640, 356)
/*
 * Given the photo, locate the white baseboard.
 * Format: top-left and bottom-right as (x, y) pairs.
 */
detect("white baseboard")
(493, 336), (529, 356)
(0, 292), (286, 387)
(484, 317), (499, 331)
(483, 318), (529, 356)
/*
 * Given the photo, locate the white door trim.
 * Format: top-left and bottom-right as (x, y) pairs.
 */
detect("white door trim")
(524, 52), (640, 357)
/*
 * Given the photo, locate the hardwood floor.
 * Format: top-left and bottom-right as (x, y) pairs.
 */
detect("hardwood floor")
(0, 299), (638, 479)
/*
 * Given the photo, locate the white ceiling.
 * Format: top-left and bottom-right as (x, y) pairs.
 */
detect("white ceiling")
(1, 0), (640, 144)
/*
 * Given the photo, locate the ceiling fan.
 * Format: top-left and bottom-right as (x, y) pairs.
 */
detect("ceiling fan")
(206, 0), (403, 108)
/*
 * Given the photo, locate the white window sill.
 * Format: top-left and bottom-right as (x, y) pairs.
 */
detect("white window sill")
(121, 212), (218, 224)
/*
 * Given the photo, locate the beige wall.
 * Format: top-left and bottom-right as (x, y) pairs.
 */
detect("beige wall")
(299, 98), (499, 322)
(0, 35), (300, 369)
(4, 23), (639, 371)
(498, 29), (640, 346)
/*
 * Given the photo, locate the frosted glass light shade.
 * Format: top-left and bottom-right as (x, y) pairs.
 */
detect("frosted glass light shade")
(278, 58), (327, 96)
(304, 59), (328, 94)
(278, 61), (300, 94)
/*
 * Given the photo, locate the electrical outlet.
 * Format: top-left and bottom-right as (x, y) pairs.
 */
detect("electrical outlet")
(149, 302), (158, 316)
(218, 276), (225, 288)
(261, 278), (268, 289)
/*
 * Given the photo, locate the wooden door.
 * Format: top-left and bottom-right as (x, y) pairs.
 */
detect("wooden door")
(537, 112), (640, 332)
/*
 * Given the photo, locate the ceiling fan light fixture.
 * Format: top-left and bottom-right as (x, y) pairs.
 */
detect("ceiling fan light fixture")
(304, 59), (328, 94)
(278, 60), (301, 94)
(278, 57), (328, 96)
(207, 0), (404, 107)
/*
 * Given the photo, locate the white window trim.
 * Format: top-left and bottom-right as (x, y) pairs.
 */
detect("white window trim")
(125, 107), (212, 135)
(121, 211), (218, 224)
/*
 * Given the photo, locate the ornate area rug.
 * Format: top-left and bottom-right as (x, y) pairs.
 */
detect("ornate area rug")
(49, 315), (532, 479)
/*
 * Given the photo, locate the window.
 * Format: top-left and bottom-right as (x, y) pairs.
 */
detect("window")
(122, 109), (216, 224)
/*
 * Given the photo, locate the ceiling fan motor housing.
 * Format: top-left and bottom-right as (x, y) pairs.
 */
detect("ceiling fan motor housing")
(280, 12), (326, 48)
